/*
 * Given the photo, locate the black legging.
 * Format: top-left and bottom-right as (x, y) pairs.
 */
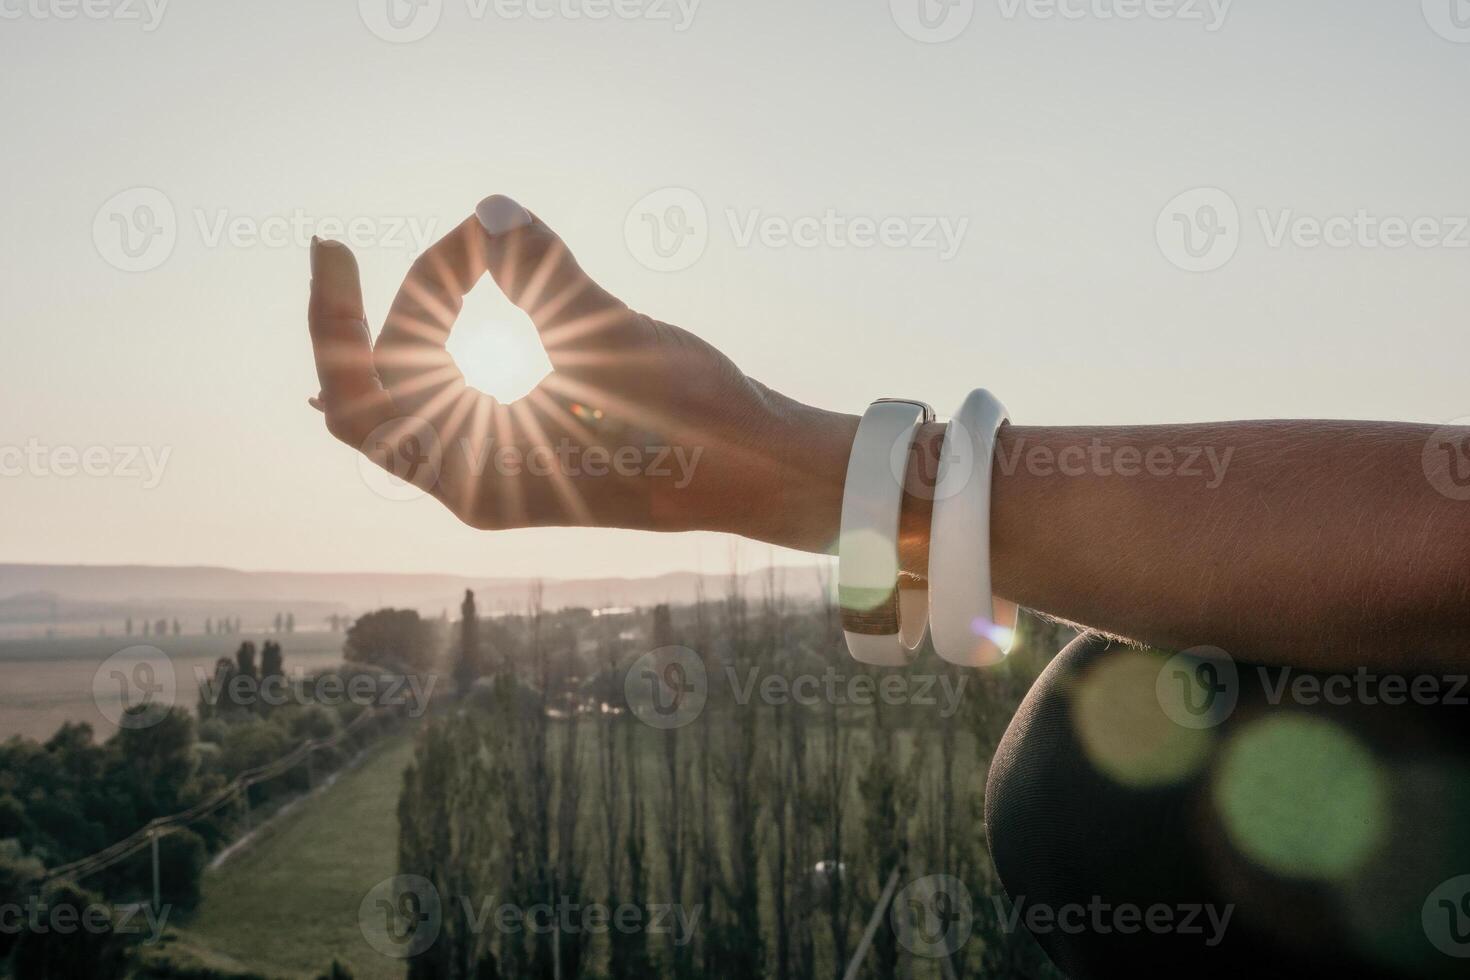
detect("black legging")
(985, 633), (1470, 979)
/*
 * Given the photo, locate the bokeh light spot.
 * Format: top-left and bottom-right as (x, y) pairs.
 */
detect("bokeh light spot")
(1214, 714), (1386, 881)
(1073, 652), (1214, 788)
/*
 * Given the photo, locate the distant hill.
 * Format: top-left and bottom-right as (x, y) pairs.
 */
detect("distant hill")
(0, 562), (830, 637)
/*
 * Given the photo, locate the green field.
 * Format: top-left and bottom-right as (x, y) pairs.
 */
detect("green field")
(0, 632), (347, 741)
(173, 735), (416, 980)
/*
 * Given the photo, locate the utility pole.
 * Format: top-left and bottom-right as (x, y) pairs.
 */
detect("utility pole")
(150, 828), (162, 916)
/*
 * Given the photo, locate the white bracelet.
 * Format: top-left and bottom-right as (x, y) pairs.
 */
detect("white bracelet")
(839, 398), (934, 666)
(928, 388), (1018, 666)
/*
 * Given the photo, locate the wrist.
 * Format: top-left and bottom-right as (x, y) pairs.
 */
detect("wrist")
(735, 404), (859, 553)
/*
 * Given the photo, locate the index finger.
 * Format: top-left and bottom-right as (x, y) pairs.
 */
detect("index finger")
(373, 216), (483, 416)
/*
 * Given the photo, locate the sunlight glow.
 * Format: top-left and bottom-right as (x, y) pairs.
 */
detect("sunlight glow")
(445, 315), (553, 403)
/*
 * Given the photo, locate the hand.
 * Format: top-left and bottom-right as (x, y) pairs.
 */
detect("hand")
(307, 195), (858, 553)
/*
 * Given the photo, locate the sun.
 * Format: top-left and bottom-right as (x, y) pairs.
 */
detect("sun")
(445, 287), (554, 403)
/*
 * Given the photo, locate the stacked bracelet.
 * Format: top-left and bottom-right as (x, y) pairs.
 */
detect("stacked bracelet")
(928, 388), (1018, 666)
(839, 398), (934, 666)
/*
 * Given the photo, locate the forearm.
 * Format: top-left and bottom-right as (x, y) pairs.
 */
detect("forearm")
(775, 414), (1470, 670)
(987, 420), (1470, 669)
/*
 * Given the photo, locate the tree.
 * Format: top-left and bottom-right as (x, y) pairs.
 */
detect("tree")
(0, 843), (44, 962)
(316, 961), (357, 980)
(155, 618), (168, 638)
(157, 827), (208, 910)
(399, 714), (507, 979)
(198, 657), (237, 720)
(455, 590), (480, 697)
(10, 881), (127, 980)
(110, 706), (196, 819)
(274, 612), (283, 633)
(125, 616), (133, 636)
(261, 640), (284, 683)
(345, 609), (437, 672)
(286, 612), (296, 633)
(236, 641), (258, 681)
(172, 618), (181, 636)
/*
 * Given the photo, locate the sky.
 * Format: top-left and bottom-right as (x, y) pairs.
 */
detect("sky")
(3, 0), (1469, 580)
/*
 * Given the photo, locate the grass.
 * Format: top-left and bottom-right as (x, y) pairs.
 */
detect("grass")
(174, 735), (416, 980)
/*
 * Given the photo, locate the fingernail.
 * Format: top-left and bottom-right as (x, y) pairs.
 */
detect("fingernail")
(476, 195), (532, 237)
